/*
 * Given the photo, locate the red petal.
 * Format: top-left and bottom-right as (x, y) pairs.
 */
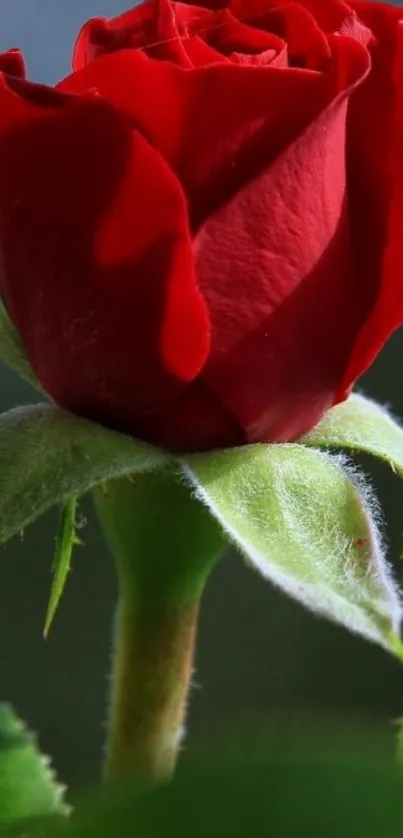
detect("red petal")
(74, 1), (192, 69)
(60, 37), (361, 230)
(185, 0), (352, 30)
(177, 5), (285, 61)
(179, 0), (227, 9)
(226, 1), (330, 69)
(74, 5), (155, 67)
(271, 0), (354, 30)
(136, 379), (245, 451)
(73, 1), (282, 70)
(0, 78), (209, 434)
(337, 4), (403, 396)
(194, 37), (370, 442)
(0, 49), (26, 78)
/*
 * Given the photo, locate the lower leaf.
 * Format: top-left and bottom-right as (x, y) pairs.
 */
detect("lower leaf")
(0, 404), (167, 545)
(182, 444), (402, 654)
(0, 705), (68, 825)
(301, 393), (403, 473)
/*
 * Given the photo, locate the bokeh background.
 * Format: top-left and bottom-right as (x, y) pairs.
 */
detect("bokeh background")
(1, 0), (403, 791)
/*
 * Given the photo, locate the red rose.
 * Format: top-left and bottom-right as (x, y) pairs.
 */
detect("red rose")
(0, 0), (401, 451)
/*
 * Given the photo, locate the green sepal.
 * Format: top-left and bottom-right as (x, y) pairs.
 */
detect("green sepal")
(0, 705), (69, 826)
(0, 404), (167, 546)
(182, 444), (402, 654)
(301, 393), (403, 473)
(0, 298), (41, 392)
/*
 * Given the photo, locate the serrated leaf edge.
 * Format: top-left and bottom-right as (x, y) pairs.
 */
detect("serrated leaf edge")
(0, 704), (71, 818)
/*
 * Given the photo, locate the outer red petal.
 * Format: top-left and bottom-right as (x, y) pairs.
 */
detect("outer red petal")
(337, 2), (403, 397)
(134, 379), (245, 450)
(0, 76), (209, 436)
(0, 49), (26, 78)
(59, 40), (361, 230)
(194, 36), (370, 443)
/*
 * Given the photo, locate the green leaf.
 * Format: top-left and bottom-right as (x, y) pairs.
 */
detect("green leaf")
(182, 445), (402, 654)
(0, 298), (42, 391)
(396, 716), (403, 770)
(44, 497), (80, 638)
(0, 404), (167, 545)
(56, 735), (403, 838)
(0, 815), (63, 837)
(301, 393), (403, 473)
(0, 705), (68, 825)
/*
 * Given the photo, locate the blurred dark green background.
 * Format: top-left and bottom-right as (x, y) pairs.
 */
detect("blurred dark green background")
(1, 0), (403, 791)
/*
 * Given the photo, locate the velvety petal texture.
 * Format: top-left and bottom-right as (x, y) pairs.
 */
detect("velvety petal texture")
(0, 1), (402, 451)
(0, 74), (210, 437)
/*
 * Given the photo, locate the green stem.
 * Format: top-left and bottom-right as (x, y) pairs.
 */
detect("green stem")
(105, 597), (199, 783)
(94, 468), (226, 785)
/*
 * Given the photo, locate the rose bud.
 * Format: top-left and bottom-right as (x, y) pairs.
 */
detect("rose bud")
(0, 0), (401, 452)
